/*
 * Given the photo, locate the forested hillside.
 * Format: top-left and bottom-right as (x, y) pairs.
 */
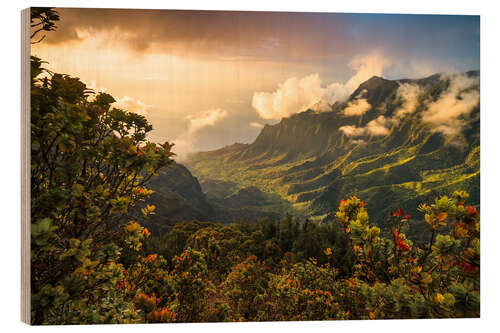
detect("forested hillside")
(186, 73), (480, 231)
(29, 8), (480, 325)
(143, 163), (289, 228)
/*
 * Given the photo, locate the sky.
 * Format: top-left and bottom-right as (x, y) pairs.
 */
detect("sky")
(31, 8), (480, 160)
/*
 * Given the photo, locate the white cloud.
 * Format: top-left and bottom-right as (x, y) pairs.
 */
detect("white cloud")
(249, 122), (264, 128)
(172, 108), (228, 161)
(342, 98), (371, 116)
(365, 116), (392, 136)
(339, 125), (365, 137)
(113, 96), (151, 117)
(339, 73), (479, 140)
(309, 99), (332, 112)
(80, 80), (153, 119)
(186, 108), (228, 134)
(251, 74), (325, 120)
(340, 116), (393, 137)
(421, 73), (479, 136)
(251, 52), (391, 120)
(85, 80), (108, 94)
(325, 52), (391, 104)
(351, 139), (366, 145)
(394, 83), (422, 118)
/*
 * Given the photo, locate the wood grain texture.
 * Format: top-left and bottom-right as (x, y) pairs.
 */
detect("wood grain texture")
(21, 7), (31, 325)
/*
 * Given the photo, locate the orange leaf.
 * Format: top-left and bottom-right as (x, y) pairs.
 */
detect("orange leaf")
(437, 212), (448, 222)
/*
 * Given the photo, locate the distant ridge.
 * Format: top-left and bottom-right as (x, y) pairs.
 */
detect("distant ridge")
(183, 71), (480, 232)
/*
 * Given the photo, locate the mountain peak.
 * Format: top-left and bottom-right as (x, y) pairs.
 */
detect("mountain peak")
(360, 75), (392, 88)
(349, 75), (398, 104)
(366, 75), (385, 81)
(186, 70), (479, 224)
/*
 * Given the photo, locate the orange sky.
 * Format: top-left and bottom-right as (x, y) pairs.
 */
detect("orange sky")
(31, 8), (479, 159)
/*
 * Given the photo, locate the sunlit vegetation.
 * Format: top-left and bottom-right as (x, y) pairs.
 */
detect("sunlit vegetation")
(185, 76), (479, 225)
(30, 8), (479, 324)
(30, 54), (479, 323)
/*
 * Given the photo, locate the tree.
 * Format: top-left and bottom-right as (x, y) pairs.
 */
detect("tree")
(30, 7), (60, 44)
(30, 55), (174, 323)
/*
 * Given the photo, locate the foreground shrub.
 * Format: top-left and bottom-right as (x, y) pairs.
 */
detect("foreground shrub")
(30, 55), (173, 324)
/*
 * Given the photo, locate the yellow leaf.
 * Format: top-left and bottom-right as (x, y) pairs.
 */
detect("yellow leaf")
(454, 224), (469, 238)
(434, 293), (445, 304)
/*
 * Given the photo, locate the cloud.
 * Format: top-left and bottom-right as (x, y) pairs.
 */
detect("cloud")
(421, 73), (479, 136)
(325, 53), (391, 104)
(339, 73), (479, 140)
(340, 116), (393, 137)
(342, 98), (371, 116)
(42, 9), (358, 62)
(339, 80), (425, 138)
(394, 83), (422, 118)
(172, 108), (228, 161)
(335, 73), (479, 140)
(113, 96), (151, 117)
(80, 80), (152, 118)
(309, 99), (332, 112)
(365, 116), (392, 136)
(351, 139), (366, 145)
(339, 125), (365, 137)
(251, 74), (325, 120)
(252, 53), (390, 120)
(249, 122), (264, 128)
(84, 80), (107, 94)
(387, 60), (444, 80)
(186, 108), (228, 134)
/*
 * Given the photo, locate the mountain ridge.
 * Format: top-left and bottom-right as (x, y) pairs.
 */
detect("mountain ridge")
(184, 71), (480, 230)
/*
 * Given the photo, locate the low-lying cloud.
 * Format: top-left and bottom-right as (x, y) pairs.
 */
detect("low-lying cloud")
(394, 83), (422, 118)
(338, 125), (365, 137)
(249, 122), (264, 128)
(340, 115), (393, 137)
(365, 116), (393, 136)
(421, 73), (479, 136)
(252, 52), (390, 120)
(340, 83), (422, 137)
(340, 73), (479, 140)
(172, 108), (228, 160)
(342, 98), (371, 116)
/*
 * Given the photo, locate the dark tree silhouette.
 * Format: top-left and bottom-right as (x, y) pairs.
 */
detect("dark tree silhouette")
(30, 7), (60, 44)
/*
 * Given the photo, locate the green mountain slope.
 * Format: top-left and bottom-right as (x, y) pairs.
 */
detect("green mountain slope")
(143, 163), (290, 228)
(185, 72), (480, 228)
(141, 162), (216, 231)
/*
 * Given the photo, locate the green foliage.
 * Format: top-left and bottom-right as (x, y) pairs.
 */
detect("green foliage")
(223, 255), (270, 320)
(169, 248), (215, 322)
(31, 54), (479, 324)
(184, 72), (479, 230)
(30, 13), (479, 324)
(30, 53), (173, 324)
(332, 192), (479, 319)
(267, 261), (347, 321)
